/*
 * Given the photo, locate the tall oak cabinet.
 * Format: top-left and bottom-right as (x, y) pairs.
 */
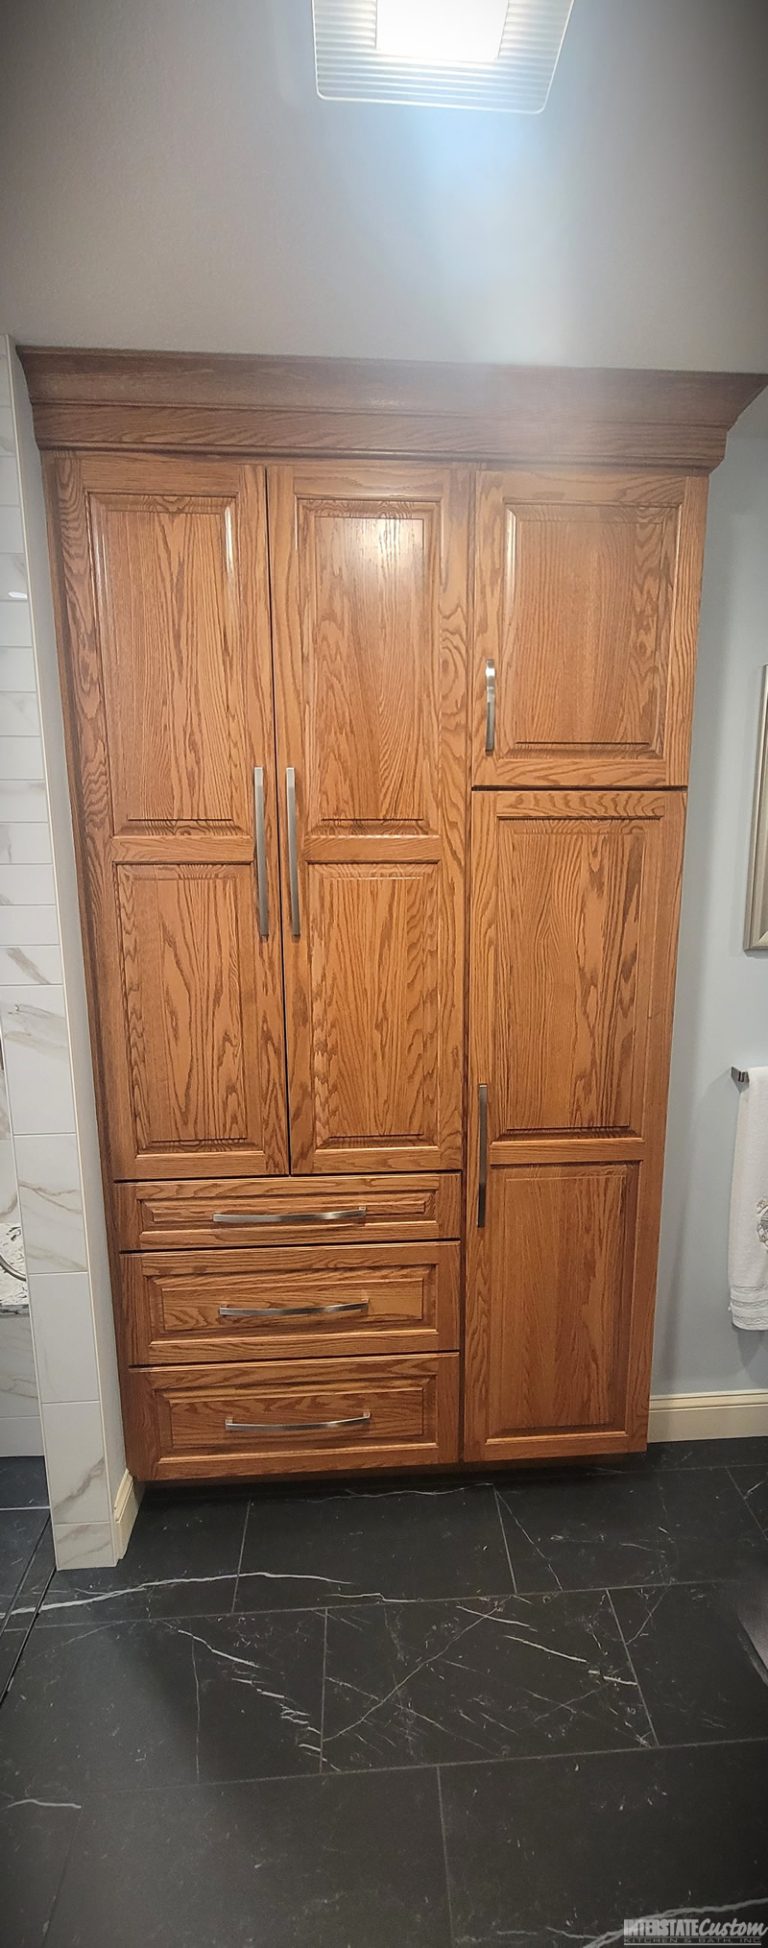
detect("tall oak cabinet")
(23, 351), (763, 1482)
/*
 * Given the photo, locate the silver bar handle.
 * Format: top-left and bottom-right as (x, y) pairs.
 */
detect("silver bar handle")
(225, 1412), (372, 1436)
(218, 1300), (369, 1320)
(212, 1206), (368, 1227)
(477, 1082), (489, 1228)
(286, 766), (300, 938)
(253, 766), (269, 939)
(485, 661), (496, 755)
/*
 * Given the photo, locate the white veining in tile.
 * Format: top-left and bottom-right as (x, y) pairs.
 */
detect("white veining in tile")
(0, 511), (23, 556)
(0, 735), (44, 779)
(0, 782), (48, 824)
(0, 648), (37, 692)
(0, 863), (55, 905)
(0, 825), (52, 865)
(0, 600), (32, 647)
(16, 1134), (86, 1272)
(0, 987), (75, 1135)
(0, 1414), (44, 1458)
(0, 906), (59, 945)
(0, 944), (63, 985)
(0, 1136), (20, 1226)
(0, 553), (28, 603)
(0, 694), (40, 737)
(0, 1311), (38, 1406)
(28, 1272), (98, 1404)
(44, 1401), (109, 1524)
(52, 1522), (115, 1570)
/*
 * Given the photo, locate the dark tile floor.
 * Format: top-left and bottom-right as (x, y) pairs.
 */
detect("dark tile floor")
(1, 1445), (768, 1945)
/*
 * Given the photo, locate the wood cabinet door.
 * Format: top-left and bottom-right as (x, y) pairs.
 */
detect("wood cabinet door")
(463, 789), (685, 1461)
(472, 469), (707, 786)
(47, 453), (288, 1178)
(268, 464), (469, 1173)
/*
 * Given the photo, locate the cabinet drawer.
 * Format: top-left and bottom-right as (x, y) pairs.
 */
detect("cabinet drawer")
(121, 1243), (459, 1363)
(125, 1355), (460, 1480)
(115, 1174), (461, 1251)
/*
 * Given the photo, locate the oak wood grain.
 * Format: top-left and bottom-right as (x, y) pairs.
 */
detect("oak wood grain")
(473, 470), (708, 787)
(115, 1172), (462, 1250)
(124, 1353), (459, 1479)
(268, 463), (468, 1174)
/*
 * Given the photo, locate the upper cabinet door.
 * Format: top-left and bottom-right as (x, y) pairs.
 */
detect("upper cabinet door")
(49, 454), (288, 1178)
(268, 463), (469, 1173)
(472, 469), (708, 786)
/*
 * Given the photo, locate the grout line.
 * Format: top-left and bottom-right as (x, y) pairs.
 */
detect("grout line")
(604, 1588), (660, 1748)
(232, 1503), (250, 1613)
(318, 1608), (329, 1776)
(493, 1485), (517, 1595)
(436, 1767), (457, 1948)
(725, 1464), (768, 1542)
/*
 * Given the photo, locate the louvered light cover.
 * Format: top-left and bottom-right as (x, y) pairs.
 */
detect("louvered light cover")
(312, 0), (574, 113)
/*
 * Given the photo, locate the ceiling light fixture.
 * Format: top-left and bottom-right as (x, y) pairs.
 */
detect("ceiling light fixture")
(313, 0), (575, 113)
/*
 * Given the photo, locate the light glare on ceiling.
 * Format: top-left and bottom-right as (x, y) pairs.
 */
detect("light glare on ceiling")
(375, 0), (509, 67)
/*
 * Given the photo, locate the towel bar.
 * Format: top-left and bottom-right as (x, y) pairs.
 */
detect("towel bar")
(731, 1066), (750, 1084)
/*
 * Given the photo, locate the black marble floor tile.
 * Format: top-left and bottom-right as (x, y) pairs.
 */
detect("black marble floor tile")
(0, 1521), (55, 1698)
(612, 1579), (768, 1745)
(322, 1589), (652, 1770)
(441, 1740), (768, 1945)
(238, 1481), (512, 1607)
(497, 1466), (768, 1591)
(730, 1464), (768, 1536)
(46, 1771), (452, 1948)
(0, 1455), (48, 1508)
(0, 1796), (81, 1948)
(40, 1490), (247, 1623)
(648, 1436), (768, 1470)
(0, 1610), (324, 1798)
(0, 1507), (48, 1599)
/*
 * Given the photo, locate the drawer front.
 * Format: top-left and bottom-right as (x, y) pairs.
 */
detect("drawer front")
(125, 1355), (459, 1480)
(121, 1243), (459, 1363)
(115, 1173), (461, 1251)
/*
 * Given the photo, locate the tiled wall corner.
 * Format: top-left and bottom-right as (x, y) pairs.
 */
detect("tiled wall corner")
(0, 332), (132, 1568)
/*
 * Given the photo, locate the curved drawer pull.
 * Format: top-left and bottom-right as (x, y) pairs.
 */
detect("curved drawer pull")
(224, 1412), (372, 1436)
(217, 1300), (369, 1320)
(212, 1207), (367, 1227)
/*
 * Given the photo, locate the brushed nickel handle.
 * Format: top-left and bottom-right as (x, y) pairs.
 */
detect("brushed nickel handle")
(485, 661), (496, 754)
(212, 1206), (368, 1227)
(253, 766), (269, 939)
(218, 1300), (370, 1320)
(224, 1412), (372, 1435)
(286, 766), (300, 938)
(477, 1082), (489, 1228)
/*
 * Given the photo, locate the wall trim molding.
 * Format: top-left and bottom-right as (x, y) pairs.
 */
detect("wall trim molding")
(113, 1467), (142, 1559)
(648, 1388), (768, 1442)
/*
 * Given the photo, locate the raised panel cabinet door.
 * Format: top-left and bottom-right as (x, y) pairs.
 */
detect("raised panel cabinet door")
(463, 790), (685, 1461)
(267, 463), (469, 1172)
(473, 469), (708, 786)
(45, 453), (288, 1178)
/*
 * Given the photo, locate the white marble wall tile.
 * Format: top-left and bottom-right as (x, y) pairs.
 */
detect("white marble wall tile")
(0, 943), (63, 984)
(0, 511), (23, 555)
(0, 781), (48, 823)
(0, 1414), (44, 1457)
(44, 1401), (109, 1524)
(0, 408), (15, 453)
(0, 458), (20, 505)
(0, 862), (56, 904)
(0, 357), (10, 403)
(28, 1272), (98, 1404)
(0, 735), (44, 778)
(15, 1134), (87, 1272)
(0, 648), (37, 691)
(0, 905), (59, 944)
(0, 987), (75, 1135)
(0, 600), (31, 646)
(0, 694), (41, 736)
(52, 1522), (114, 1569)
(0, 553), (27, 601)
(0, 824), (52, 864)
(0, 1138), (18, 1224)
(0, 1312), (39, 1414)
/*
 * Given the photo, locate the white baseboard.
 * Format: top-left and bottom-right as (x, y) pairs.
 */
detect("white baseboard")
(112, 1469), (143, 1558)
(648, 1388), (768, 1442)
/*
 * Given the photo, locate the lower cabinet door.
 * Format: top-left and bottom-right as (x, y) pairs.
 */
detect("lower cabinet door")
(126, 1354), (460, 1480)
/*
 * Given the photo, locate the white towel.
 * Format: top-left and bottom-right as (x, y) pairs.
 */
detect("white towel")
(728, 1067), (768, 1330)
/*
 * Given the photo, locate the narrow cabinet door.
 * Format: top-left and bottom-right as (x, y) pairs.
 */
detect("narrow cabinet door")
(463, 789), (685, 1461)
(473, 469), (707, 786)
(47, 454), (288, 1178)
(267, 464), (469, 1173)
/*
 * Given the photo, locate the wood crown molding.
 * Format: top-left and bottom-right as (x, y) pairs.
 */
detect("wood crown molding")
(18, 347), (767, 469)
